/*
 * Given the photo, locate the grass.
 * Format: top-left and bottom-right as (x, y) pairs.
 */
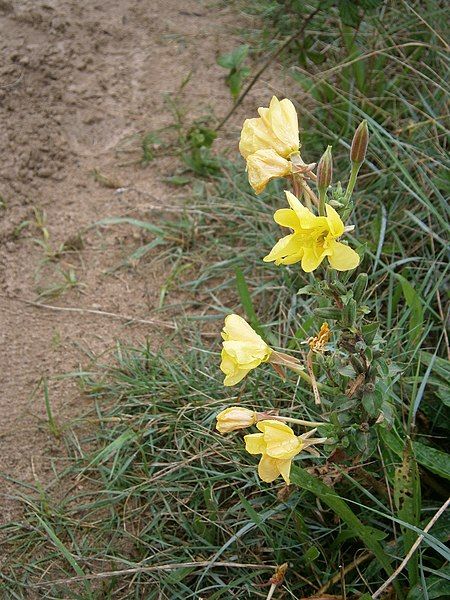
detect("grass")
(1, 1), (449, 598)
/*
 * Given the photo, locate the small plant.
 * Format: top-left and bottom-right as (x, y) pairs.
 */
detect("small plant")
(209, 95), (446, 597)
(36, 267), (84, 300)
(217, 44), (250, 101)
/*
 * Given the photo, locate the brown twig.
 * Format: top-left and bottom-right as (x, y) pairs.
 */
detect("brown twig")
(11, 297), (178, 330)
(371, 496), (450, 598)
(215, 6), (321, 131)
(306, 350), (322, 405)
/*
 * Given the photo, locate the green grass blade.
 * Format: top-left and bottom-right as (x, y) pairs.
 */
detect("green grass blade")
(290, 465), (404, 598)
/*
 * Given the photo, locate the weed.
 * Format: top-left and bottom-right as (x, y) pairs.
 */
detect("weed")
(217, 44), (251, 101)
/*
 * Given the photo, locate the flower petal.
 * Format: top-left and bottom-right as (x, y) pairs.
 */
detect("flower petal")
(328, 241), (360, 271)
(222, 340), (268, 366)
(257, 420), (303, 460)
(263, 97), (299, 155)
(301, 246), (326, 272)
(263, 233), (304, 265)
(284, 191), (319, 229)
(256, 420), (294, 434)
(220, 350), (251, 386)
(325, 204), (345, 237)
(222, 314), (264, 345)
(246, 149), (292, 194)
(274, 208), (300, 230)
(223, 368), (250, 387)
(277, 459), (292, 485)
(244, 433), (266, 455)
(257, 454), (281, 482)
(239, 116), (290, 159)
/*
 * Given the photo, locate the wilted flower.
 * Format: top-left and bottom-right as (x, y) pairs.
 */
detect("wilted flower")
(244, 420), (326, 484)
(246, 149), (292, 194)
(239, 96), (299, 194)
(216, 406), (257, 433)
(308, 323), (331, 353)
(220, 314), (272, 386)
(263, 191), (360, 272)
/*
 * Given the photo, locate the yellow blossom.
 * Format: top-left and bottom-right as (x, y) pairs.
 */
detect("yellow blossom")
(220, 314), (272, 386)
(244, 420), (303, 484)
(264, 191), (360, 272)
(216, 406), (257, 433)
(246, 150), (292, 194)
(239, 96), (299, 194)
(308, 323), (331, 353)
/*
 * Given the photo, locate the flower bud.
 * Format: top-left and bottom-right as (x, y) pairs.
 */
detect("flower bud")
(317, 145), (333, 195)
(350, 120), (369, 164)
(216, 406), (257, 433)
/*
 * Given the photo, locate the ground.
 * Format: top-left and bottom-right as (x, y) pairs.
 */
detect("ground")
(0, 0), (280, 523)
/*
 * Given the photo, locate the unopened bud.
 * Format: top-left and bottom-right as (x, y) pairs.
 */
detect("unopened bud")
(317, 145), (333, 194)
(350, 120), (369, 164)
(216, 406), (257, 433)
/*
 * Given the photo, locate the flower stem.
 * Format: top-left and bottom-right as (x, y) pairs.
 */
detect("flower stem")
(318, 189), (326, 216)
(271, 416), (327, 427)
(345, 162), (361, 201)
(286, 364), (336, 395)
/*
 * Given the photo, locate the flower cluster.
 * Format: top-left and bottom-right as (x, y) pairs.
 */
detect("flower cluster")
(214, 96), (369, 486)
(239, 96), (300, 194)
(216, 409), (326, 484)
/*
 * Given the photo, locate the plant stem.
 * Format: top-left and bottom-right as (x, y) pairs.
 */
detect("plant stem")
(287, 364), (336, 394)
(345, 162), (361, 201)
(270, 415), (327, 427)
(318, 189), (326, 216)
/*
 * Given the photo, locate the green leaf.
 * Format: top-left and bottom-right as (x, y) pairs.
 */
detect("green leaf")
(304, 546), (320, 563)
(290, 465), (403, 598)
(235, 268), (258, 326)
(413, 442), (450, 481)
(407, 563), (450, 599)
(227, 71), (243, 100)
(217, 45), (249, 69)
(420, 351), (450, 384)
(397, 274), (424, 345)
(394, 440), (421, 587)
(380, 429), (450, 481)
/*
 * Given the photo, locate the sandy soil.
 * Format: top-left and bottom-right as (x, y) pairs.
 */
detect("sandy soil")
(0, 0), (293, 527)
(0, 0), (257, 523)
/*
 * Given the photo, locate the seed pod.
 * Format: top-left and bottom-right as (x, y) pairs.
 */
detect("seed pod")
(343, 298), (357, 327)
(350, 120), (369, 164)
(350, 355), (366, 374)
(314, 307), (342, 320)
(353, 273), (368, 302)
(317, 145), (333, 195)
(329, 279), (348, 295)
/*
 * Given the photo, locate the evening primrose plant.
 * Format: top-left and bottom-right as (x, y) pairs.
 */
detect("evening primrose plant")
(215, 97), (397, 483)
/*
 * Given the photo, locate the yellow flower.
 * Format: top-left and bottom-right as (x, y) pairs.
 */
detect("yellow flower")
(264, 191), (360, 272)
(216, 406), (257, 433)
(246, 150), (292, 194)
(244, 420), (303, 484)
(239, 96), (299, 194)
(220, 314), (272, 386)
